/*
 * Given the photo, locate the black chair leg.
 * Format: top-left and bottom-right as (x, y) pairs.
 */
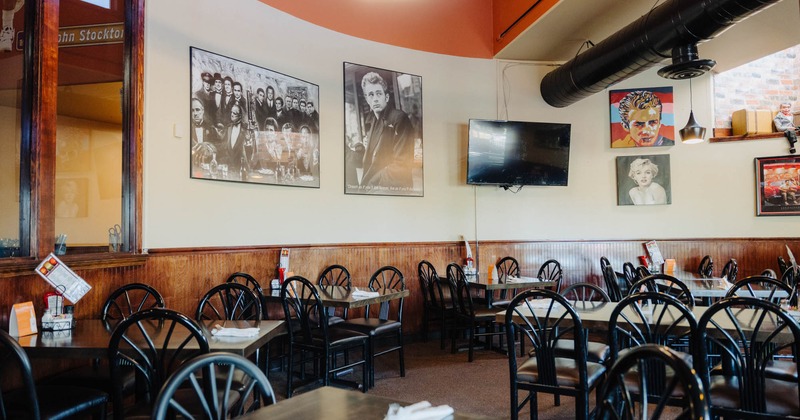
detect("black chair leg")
(398, 330), (405, 377)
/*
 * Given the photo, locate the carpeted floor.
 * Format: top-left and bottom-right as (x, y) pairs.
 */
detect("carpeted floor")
(269, 337), (585, 419)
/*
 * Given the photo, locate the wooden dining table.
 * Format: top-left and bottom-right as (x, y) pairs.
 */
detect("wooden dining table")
(239, 386), (501, 420)
(455, 274), (555, 307)
(15, 319), (285, 359)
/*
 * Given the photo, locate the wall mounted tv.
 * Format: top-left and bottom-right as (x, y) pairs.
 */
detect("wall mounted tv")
(466, 119), (571, 187)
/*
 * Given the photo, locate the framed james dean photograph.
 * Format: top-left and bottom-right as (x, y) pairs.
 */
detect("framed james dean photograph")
(343, 62), (423, 197)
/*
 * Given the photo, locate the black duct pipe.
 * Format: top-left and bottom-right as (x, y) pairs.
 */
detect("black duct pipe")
(540, 0), (781, 108)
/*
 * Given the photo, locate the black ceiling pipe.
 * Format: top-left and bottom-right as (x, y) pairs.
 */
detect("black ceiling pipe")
(540, 0), (781, 108)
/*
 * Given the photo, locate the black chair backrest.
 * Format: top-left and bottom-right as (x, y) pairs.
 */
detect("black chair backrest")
(693, 296), (800, 417)
(226, 272), (268, 319)
(726, 275), (793, 304)
(698, 255), (714, 279)
(609, 291), (697, 359)
(597, 344), (710, 420)
(102, 283), (165, 321)
(720, 258), (738, 283)
(622, 262), (638, 285)
(448, 263), (473, 317)
(0, 329), (41, 419)
(602, 263), (623, 302)
(367, 266), (405, 321)
(537, 259), (563, 292)
(318, 264), (352, 319)
(318, 264), (351, 288)
(281, 275), (328, 345)
(152, 352), (276, 419)
(761, 268), (778, 279)
(600, 256), (611, 273)
(782, 264), (799, 289)
(608, 291), (698, 402)
(418, 260), (437, 306)
(635, 265), (651, 279)
(778, 255), (790, 276)
(505, 289), (591, 387)
(496, 256), (520, 283)
(195, 282), (262, 321)
(108, 308), (210, 413)
(561, 282), (610, 310)
(631, 274), (695, 307)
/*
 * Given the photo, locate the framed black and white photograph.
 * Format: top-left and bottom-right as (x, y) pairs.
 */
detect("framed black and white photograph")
(343, 62), (423, 196)
(615, 154), (672, 206)
(190, 47), (320, 188)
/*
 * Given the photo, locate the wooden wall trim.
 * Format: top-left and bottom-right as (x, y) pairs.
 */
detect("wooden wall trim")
(1, 237), (798, 338)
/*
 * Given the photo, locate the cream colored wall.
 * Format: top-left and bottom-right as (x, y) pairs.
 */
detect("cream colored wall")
(142, 0), (799, 249)
(485, 62), (797, 240)
(143, 0), (495, 248)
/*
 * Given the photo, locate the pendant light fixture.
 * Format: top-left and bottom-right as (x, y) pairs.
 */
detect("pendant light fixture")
(679, 78), (706, 144)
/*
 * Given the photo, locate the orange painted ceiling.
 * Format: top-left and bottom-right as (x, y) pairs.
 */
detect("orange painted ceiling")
(258, 0), (556, 59)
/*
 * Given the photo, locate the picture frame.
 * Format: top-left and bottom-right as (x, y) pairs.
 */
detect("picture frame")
(615, 154), (672, 206)
(343, 62), (423, 196)
(610, 87), (675, 148)
(755, 155), (800, 216)
(190, 47), (320, 188)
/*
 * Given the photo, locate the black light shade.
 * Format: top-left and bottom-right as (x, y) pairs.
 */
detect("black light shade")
(679, 111), (706, 144)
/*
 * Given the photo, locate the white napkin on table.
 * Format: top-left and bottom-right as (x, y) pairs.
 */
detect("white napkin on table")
(384, 401), (454, 420)
(352, 289), (380, 299)
(506, 276), (538, 284)
(211, 325), (260, 337)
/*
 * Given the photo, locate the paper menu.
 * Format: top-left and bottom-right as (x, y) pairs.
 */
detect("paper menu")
(644, 240), (665, 266)
(34, 253), (91, 303)
(9, 302), (37, 337)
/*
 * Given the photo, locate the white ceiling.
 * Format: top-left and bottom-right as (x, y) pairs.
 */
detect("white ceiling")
(496, 0), (800, 74)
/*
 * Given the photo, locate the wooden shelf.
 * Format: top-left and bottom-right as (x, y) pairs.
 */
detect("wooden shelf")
(0, 253), (148, 278)
(710, 133), (787, 143)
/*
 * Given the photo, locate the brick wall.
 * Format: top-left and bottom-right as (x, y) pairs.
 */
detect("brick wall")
(713, 44), (800, 128)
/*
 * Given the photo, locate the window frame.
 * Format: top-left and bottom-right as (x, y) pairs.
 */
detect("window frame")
(0, 0), (143, 274)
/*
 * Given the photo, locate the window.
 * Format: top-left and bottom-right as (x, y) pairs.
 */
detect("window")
(0, 0), (142, 263)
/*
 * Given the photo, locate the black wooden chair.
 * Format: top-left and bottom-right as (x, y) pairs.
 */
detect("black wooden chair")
(596, 344), (710, 420)
(726, 275), (793, 305)
(447, 263), (503, 362)
(152, 352), (276, 419)
(226, 272), (268, 319)
(339, 266), (406, 387)
(43, 283), (165, 406)
(493, 256), (521, 307)
(561, 282), (611, 309)
(537, 259), (564, 293)
(608, 291), (698, 406)
(417, 260), (441, 343)
(504, 289), (606, 420)
(108, 308), (210, 420)
(557, 282), (612, 365)
(227, 272), (290, 375)
(698, 255), (714, 279)
(631, 274), (695, 308)
(692, 296), (800, 419)
(0, 329), (109, 420)
(720, 258), (739, 283)
(280, 275), (369, 397)
(622, 262), (638, 287)
(102, 282), (165, 321)
(317, 264), (352, 324)
(195, 282), (262, 322)
(602, 263), (624, 302)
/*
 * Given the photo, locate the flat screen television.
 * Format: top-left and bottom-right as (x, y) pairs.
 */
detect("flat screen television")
(466, 119), (571, 187)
